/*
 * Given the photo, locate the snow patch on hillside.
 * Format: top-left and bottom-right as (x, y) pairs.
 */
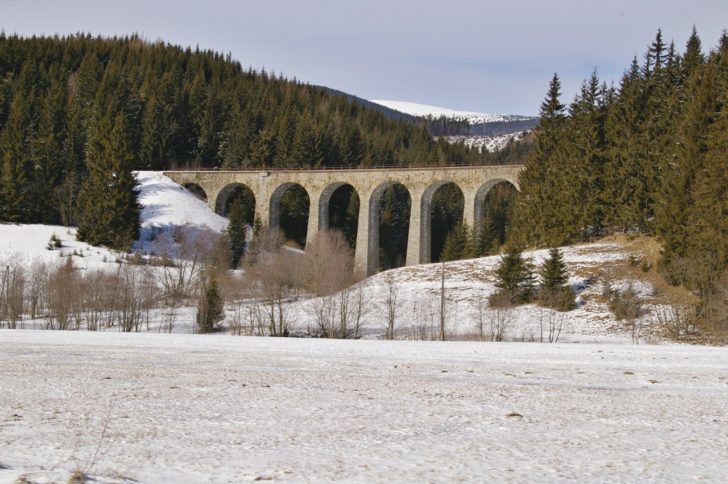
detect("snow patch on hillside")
(134, 171), (228, 257)
(441, 131), (527, 152)
(262, 242), (661, 344)
(370, 99), (535, 124)
(0, 224), (121, 270)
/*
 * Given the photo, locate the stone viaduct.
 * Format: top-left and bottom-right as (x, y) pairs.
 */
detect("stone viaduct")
(163, 164), (523, 277)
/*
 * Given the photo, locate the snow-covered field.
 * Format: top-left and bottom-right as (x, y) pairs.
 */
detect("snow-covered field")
(370, 99), (534, 124)
(0, 331), (726, 483)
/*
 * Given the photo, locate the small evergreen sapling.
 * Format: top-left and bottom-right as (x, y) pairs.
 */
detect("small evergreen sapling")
(490, 245), (535, 306)
(538, 248), (576, 311)
(226, 197), (248, 269)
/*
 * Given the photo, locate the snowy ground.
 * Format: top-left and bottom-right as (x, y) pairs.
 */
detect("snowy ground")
(0, 331), (726, 483)
(0, 224), (120, 271)
(277, 241), (667, 344)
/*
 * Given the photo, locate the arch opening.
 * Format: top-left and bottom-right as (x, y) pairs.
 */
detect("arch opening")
(215, 183), (256, 223)
(270, 183), (310, 248)
(183, 183), (208, 202)
(371, 182), (411, 272)
(424, 182), (464, 263)
(320, 183), (360, 249)
(474, 180), (518, 256)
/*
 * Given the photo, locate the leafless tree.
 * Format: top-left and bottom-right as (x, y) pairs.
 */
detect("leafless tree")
(475, 295), (488, 341)
(303, 229), (354, 296)
(243, 227), (297, 336)
(439, 261), (446, 341)
(653, 304), (699, 339)
(485, 291), (515, 341)
(28, 259), (49, 320)
(538, 306), (565, 343)
(46, 258), (78, 330)
(1, 263), (26, 329)
(412, 298), (439, 340)
(382, 278), (399, 340)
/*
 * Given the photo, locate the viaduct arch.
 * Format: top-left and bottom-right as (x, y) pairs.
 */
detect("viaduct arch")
(164, 164), (523, 277)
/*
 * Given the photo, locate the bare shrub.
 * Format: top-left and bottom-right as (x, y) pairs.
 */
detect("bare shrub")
(538, 307), (565, 343)
(47, 258), (79, 330)
(80, 271), (115, 331)
(302, 230), (362, 338)
(488, 303), (513, 342)
(304, 229), (354, 296)
(603, 280), (643, 343)
(159, 229), (217, 300)
(115, 265), (147, 332)
(603, 281), (642, 321)
(411, 298), (439, 340)
(243, 227), (298, 336)
(653, 304), (700, 339)
(28, 259), (49, 320)
(0, 264), (26, 329)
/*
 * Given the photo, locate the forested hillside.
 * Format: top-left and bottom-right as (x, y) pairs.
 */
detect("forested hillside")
(511, 28), (728, 329)
(0, 33), (522, 246)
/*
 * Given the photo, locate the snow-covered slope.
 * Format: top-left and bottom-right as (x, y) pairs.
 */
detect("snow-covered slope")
(370, 99), (535, 124)
(0, 224), (121, 270)
(0, 171), (227, 268)
(134, 171), (228, 256)
(277, 240), (670, 344)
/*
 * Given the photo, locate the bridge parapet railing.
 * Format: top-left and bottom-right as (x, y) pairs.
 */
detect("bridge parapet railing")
(165, 160), (524, 173)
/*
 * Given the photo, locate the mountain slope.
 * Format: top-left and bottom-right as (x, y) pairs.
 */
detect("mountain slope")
(368, 100), (538, 152)
(370, 99), (535, 124)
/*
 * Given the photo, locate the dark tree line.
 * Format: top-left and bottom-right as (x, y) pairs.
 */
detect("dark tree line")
(511, 28), (728, 328)
(0, 33), (523, 251)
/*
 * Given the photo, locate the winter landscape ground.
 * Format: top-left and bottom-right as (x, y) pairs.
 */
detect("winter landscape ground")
(1, 172), (727, 482)
(1, 332), (727, 483)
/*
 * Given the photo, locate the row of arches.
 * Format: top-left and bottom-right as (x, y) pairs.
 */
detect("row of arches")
(183, 179), (517, 270)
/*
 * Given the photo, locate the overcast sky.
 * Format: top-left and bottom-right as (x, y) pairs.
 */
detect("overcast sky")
(3, 0), (727, 115)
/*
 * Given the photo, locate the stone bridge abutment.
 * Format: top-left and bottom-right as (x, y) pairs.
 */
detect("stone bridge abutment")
(164, 165), (523, 277)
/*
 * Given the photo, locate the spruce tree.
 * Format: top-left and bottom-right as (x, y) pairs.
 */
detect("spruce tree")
(30, 72), (67, 224)
(440, 223), (475, 262)
(539, 247), (576, 311)
(476, 215), (496, 256)
(566, 71), (608, 239)
(0, 88), (35, 223)
(76, 112), (140, 249)
(226, 197), (248, 268)
(510, 74), (567, 246)
(603, 57), (647, 231)
(540, 248), (568, 289)
(492, 246), (534, 305)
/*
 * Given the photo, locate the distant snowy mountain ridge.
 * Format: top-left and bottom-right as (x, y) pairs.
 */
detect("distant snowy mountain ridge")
(370, 100), (535, 124)
(440, 132), (526, 153)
